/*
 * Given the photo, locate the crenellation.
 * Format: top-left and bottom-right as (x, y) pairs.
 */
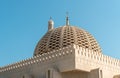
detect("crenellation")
(0, 45), (75, 73)
(75, 45), (120, 73)
(0, 44), (119, 78)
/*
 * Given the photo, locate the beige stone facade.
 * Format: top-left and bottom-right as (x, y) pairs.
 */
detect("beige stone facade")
(0, 17), (120, 78)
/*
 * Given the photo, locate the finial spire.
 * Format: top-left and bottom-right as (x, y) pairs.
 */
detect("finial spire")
(50, 16), (52, 20)
(66, 12), (70, 26)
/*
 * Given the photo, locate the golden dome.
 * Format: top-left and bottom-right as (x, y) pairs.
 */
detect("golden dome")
(34, 25), (102, 56)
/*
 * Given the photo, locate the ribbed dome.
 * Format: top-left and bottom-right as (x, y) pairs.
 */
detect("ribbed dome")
(34, 26), (102, 56)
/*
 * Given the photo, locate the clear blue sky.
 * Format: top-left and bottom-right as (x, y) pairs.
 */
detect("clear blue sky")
(0, 0), (120, 66)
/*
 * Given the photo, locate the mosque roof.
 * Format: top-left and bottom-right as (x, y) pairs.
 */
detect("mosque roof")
(34, 16), (102, 56)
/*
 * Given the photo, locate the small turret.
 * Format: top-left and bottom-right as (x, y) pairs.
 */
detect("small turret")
(48, 17), (54, 31)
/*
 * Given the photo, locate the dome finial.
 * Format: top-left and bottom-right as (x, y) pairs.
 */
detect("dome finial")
(66, 12), (70, 26)
(50, 16), (52, 20)
(48, 16), (54, 31)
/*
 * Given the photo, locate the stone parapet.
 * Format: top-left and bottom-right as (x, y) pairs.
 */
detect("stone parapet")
(0, 44), (120, 74)
(0, 44), (75, 73)
(74, 45), (120, 73)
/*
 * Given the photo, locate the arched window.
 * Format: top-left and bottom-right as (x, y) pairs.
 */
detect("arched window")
(23, 75), (25, 78)
(46, 69), (53, 78)
(100, 70), (103, 78)
(48, 70), (50, 78)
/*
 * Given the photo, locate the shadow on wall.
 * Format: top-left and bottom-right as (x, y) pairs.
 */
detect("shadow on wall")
(22, 74), (34, 78)
(113, 75), (120, 78)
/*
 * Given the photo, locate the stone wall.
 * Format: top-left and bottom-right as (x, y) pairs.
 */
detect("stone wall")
(0, 44), (120, 78)
(74, 44), (120, 78)
(0, 45), (76, 78)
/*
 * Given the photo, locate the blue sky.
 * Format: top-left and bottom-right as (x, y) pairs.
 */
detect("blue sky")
(0, 0), (120, 66)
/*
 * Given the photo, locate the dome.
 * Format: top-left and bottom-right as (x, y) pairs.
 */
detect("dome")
(34, 25), (102, 56)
